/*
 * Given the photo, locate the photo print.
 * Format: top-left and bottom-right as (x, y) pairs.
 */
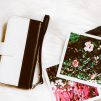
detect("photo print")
(43, 65), (101, 101)
(57, 32), (101, 87)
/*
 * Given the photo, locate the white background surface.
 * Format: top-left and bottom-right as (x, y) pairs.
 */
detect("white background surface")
(0, 0), (101, 101)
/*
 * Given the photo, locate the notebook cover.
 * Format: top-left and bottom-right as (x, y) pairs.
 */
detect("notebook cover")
(0, 15), (50, 89)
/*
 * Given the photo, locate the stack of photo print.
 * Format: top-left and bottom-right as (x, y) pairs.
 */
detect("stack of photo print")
(43, 29), (101, 101)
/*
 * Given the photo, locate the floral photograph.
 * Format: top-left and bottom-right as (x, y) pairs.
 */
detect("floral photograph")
(59, 32), (101, 85)
(46, 65), (99, 101)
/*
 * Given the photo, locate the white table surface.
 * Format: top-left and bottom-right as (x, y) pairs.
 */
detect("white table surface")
(0, 0), (101, 101)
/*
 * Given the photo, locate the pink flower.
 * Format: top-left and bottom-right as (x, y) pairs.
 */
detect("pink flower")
(72, 60), (79, 67)
(84, 41), (94, 52)
(53, 82), (98, 101)
(90, 74), (96, 79)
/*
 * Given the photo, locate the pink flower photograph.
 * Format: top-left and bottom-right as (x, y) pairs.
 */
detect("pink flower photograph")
(58, 32), (101, 86)
(46, 65), (99, 101)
